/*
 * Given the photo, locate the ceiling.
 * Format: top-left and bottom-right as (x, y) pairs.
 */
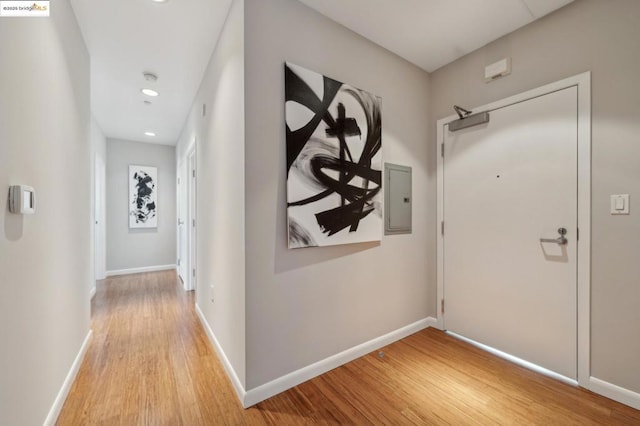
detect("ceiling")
(71, 0), (573, 146)
(298, 0), (574, 72)
(70, 0), (232, 146)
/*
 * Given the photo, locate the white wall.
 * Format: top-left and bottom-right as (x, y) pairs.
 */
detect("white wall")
(0, 0), (92, 424)
(106, 139), (177, 272)
(244, 0), (433, 390)
(92, 117), (107, 166)
(176, 0), (246, 386)
(429, 0), (640, 395)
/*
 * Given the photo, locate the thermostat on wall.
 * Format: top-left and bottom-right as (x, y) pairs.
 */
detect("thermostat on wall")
(8, 185), (36, 214)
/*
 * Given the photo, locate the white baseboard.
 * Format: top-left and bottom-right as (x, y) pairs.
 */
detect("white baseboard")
(243, 316), (436, 408)
(106, 264), (176, 277)
(195, 304), (247, 404)
(89, 286), (96, 300)
(43, 329), (93, 426)
(589, 376), (640, 410)
(433, 315), (444, 330)
(425, 316), (439, 329)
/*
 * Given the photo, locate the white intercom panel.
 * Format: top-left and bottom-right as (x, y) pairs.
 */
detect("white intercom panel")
(9, 185), (36, 214)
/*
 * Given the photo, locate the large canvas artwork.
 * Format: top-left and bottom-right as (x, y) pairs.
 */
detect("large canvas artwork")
(129, 165), (157, 228)
(285, 62), (382, 248)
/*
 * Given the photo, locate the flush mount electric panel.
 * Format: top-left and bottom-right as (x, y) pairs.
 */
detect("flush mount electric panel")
(384, 163), (412, 235)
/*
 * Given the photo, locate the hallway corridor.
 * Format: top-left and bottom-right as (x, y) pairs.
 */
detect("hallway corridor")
(56, 270), (257, 424)
(56, 271), (640, 425)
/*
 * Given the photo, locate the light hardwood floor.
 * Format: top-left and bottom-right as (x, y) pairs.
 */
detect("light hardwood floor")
(57, 270), (640, 425)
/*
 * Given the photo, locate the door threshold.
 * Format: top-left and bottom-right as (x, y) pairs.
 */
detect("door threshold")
(446, 331), (578, 387)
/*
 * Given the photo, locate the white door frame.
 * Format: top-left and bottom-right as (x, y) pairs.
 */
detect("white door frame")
(436, 72), (591, 387)
(187, 143), (197, 292)
(177, 158), (188, 287)
(177, 139), (197, 292)
(94, 154), (106, 283)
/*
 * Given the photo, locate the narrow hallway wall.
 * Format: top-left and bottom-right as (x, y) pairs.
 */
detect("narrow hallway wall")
(175, 0), (246, 388)
(0, 0), (92, 423)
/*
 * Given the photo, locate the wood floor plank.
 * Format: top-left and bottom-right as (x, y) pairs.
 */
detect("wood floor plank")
(56, 271), (640, 425)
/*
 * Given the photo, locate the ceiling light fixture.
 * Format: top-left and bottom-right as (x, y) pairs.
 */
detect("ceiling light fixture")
(150, 0), (168, 3)
(143, 71), (158, 82)
(141, 88), (159, 97)
(145, 132), (156, 137)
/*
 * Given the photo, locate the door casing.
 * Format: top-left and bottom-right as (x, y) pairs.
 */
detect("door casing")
(187, 144), (197, 292)
(94, 154), (106, 282)
(177, 139), (197, 292)
(435, 72), (591, 387)
(177, 158), (188, 286)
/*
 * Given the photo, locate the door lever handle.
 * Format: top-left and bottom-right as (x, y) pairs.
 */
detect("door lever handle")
(540, 227), (568, 245)
(540, 236), (568, 245)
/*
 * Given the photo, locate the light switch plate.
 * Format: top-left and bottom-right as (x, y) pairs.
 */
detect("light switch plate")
(611, 194), (630, 215)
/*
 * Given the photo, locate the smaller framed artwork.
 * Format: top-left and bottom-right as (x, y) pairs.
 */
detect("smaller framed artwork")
(129, 165), (157, 228)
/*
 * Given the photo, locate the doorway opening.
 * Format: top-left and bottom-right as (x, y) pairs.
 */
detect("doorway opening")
(94, 154), (106, 294)
(178, 140), (197, 292)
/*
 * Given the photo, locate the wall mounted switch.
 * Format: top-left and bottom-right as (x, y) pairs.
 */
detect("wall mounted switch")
(611, 194), (630, 215)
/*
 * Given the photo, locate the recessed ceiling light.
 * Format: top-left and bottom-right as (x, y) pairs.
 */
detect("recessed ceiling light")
(145, 132), (156, 137)
(141, 88), (159, 97)
(151, 0), (168, 3)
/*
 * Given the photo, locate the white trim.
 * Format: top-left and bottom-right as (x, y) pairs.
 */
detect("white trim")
(424, 316), (438, 329)
(195, 312), (437, 408)
(89, 286), (96, 300)
(187, 144), (197, 293)
(43, 330), (93, 426)
(243, 317), (437, 407)
(576, 73), (591, 388)
(195, 304), (246, 404)
(181, 139), (197, 164)
(436, 72), (591, 384)
(589, 377), (640, 410)
(176, 140), (197, 292)
(106, 264), (176, 277)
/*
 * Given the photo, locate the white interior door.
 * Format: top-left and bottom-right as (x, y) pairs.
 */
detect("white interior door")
(94, 155), (106, 281)
(177, 161), (188, 285)
(443, 86), (578, 379)
(187, 147), (197, 292)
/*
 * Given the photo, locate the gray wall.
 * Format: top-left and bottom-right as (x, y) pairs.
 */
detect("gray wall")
(244, 0), (433, 390)
(429, 0), (640, 394)
(0, 0), (92, 424)
(106, 139), (177, 272)
(176, 0), (246, 385)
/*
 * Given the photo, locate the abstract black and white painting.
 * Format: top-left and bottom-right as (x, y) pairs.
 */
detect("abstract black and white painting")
(285, 62), (382, 248)
(129, 165), (157, 228)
